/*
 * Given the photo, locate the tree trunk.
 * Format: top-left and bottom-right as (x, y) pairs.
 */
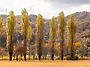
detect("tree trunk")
(9, 51), (13, 61)
(9, 35), (13, 61)
(38, 35), (43, 61)
(71, 34), (74, 59)
(51, 54), (54, 60)
(51, 42), (54, 60)
(60, 34), (64, 60)
(24, 31), (27, 61)
(29, 43), (30, 60)
(21, 53), (22, 60)
(38, 42), (42, 61)
(60, 44), (63, 60)
(24, 54), (26, 61)
(16, 54), (18, 61)
(39, 54), (41, 60)
(13, 54), (15, 60)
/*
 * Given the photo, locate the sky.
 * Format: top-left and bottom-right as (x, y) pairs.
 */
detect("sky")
(0, 0), (90, 19)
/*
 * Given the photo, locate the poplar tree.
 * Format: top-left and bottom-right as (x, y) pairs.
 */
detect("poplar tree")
(67, 14), (77, 59)
(21, 8), (30, 61)
(36, 14), (44, 60)
(0, 16), (3, 40)
(6, 11), (16, 61)
(57, 11), (66, 60)
(49, 16), (56, 60)
(0, 16), (3, 59)
(0, 16), (3, 50)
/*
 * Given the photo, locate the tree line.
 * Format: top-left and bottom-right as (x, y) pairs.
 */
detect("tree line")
(0, 8), (78, 61)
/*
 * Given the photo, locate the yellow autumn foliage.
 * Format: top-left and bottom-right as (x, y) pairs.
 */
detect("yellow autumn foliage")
(6, 11), (16, 51)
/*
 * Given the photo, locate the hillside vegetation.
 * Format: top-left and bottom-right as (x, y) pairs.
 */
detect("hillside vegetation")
(0, 11), (90, 56)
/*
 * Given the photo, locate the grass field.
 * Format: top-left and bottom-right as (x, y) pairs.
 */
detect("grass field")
(0, 56), (90, 67)
(0, 60), (90, 67)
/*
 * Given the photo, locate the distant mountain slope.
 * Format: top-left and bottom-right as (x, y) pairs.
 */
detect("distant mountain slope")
(0, 11), (90, 50)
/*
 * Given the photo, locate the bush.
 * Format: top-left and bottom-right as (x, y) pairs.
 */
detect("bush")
(74, 56), (78, 60)
(66, 55), (78, 60)
(55, 57), (60, 60)
(78, 57), (90, 60)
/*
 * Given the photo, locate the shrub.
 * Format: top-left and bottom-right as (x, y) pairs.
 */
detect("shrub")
(74, 56), (78, 60)
(55, 57), (60, 60)
(66, 55), (78, 60)
(78, 57), (90, 60)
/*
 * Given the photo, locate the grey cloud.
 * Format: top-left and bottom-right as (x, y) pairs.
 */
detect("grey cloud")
(43, 0), (90, 10)
(44, 0), (90, 5)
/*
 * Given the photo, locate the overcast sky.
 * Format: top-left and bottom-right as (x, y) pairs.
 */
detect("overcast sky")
(0, 0), (90, 19)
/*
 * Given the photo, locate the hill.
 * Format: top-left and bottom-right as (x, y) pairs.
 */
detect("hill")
(0, 11), (90, 56)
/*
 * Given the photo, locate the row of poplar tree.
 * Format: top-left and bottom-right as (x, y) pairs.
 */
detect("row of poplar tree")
(0, 8), (77, 61)
(35, 10), (77, 60)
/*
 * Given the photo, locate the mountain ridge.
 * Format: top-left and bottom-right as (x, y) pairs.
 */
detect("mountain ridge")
(0, 11), (90, 52)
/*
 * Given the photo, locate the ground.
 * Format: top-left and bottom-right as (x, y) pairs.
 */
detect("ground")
(0, 60), (90, 67)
